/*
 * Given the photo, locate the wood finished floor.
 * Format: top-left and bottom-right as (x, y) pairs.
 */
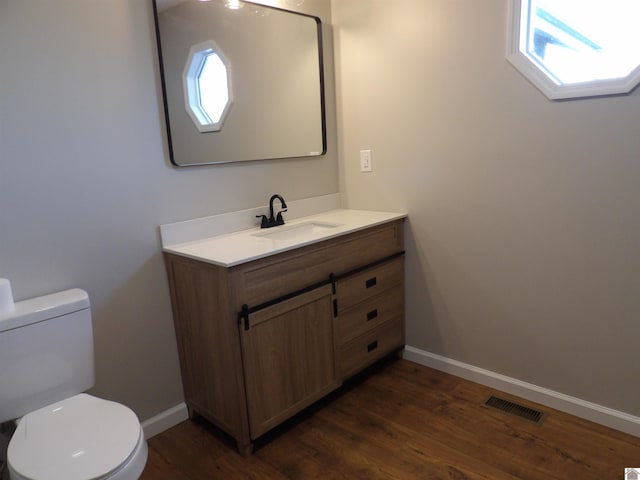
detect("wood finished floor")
(141, 359), (640, 479)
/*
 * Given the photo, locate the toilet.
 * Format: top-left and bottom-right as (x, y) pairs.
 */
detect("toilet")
(0, 289), (148, 480)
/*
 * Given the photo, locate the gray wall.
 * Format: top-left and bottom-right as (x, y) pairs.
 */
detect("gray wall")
(0, 0), (337, 421)
(4, 0), (639, 430)
(332, 0), (640, 416)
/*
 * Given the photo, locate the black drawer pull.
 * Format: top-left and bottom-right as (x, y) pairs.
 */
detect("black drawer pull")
(365, 277), (377, 288)
(367, 340), (378, 352)
(366, 309), (378, 321)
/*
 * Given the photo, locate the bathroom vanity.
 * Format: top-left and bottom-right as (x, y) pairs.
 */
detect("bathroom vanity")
(162, 205), (406, 454)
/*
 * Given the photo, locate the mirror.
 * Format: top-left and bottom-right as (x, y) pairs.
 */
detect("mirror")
(153, 0), (326, 166)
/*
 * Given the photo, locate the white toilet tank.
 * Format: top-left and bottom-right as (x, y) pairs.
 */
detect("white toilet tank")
(0, 288), (95, 423)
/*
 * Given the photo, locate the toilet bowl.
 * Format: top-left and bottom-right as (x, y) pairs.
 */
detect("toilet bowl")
(8, 394), (147, 480)
(0, 288), (148, 480)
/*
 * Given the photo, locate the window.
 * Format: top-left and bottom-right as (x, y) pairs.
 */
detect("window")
(183, 41), (232, 132)
(507, 0), (640, 99)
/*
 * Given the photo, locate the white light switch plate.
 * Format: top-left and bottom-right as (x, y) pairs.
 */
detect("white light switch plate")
(360, 149), (372, 172)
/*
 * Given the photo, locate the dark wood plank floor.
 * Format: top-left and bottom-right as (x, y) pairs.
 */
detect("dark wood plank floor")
(141, 359), (640, 479)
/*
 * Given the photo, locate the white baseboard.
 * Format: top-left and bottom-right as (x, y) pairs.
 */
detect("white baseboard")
(141, 402), (189, 439)
(402, 345), (640, 438)
(138, 347), (640, 440)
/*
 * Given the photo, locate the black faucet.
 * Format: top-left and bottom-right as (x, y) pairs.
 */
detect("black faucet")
(256, 194), (288, 228)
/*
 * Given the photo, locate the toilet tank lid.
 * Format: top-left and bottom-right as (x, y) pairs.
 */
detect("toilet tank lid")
(0, 288), (89, 333)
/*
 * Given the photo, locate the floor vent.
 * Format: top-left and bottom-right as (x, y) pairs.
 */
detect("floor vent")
(483, 395), (546, 424)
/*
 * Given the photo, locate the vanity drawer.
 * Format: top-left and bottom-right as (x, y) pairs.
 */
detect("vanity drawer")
(232, 221), (404, 307)
(337, 285), (403, 344)
(337, 256), (403, 311)
(339, 317), (404, 379)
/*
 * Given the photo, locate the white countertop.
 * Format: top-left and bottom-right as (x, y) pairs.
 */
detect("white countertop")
(162, 208), (406, 267)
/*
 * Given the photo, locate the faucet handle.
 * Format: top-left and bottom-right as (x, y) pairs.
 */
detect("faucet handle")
(275, 210), (286, 226)
(256, 215), (269, 228)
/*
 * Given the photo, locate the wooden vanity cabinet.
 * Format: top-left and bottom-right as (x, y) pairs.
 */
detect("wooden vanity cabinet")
(164, 219), (405, 455)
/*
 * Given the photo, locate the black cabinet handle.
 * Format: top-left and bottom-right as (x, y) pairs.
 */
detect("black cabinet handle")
(365, 277), (377, 288)
(366, 309), (378, 321)
(367, 340), (378, 352)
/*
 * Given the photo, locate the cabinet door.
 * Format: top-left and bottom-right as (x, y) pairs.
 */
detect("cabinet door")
(239, 284), (339, 438)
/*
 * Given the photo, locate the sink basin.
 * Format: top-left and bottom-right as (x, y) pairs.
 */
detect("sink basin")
(251, 221), (341, 241)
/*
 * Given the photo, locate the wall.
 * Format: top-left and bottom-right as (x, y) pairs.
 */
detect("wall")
(4, 0), (638, 435)
(0, 0), (337, 423)
(332, 0), (640, 418)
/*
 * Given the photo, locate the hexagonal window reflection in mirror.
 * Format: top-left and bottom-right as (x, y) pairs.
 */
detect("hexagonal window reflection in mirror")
(183, 40), (232, 132)
(507, 0), (640, 99)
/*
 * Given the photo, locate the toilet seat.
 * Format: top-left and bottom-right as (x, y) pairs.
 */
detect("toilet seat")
(8, 393), (147, 480)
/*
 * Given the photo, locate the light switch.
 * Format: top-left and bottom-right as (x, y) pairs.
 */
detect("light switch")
(360, 149), (372, 172)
